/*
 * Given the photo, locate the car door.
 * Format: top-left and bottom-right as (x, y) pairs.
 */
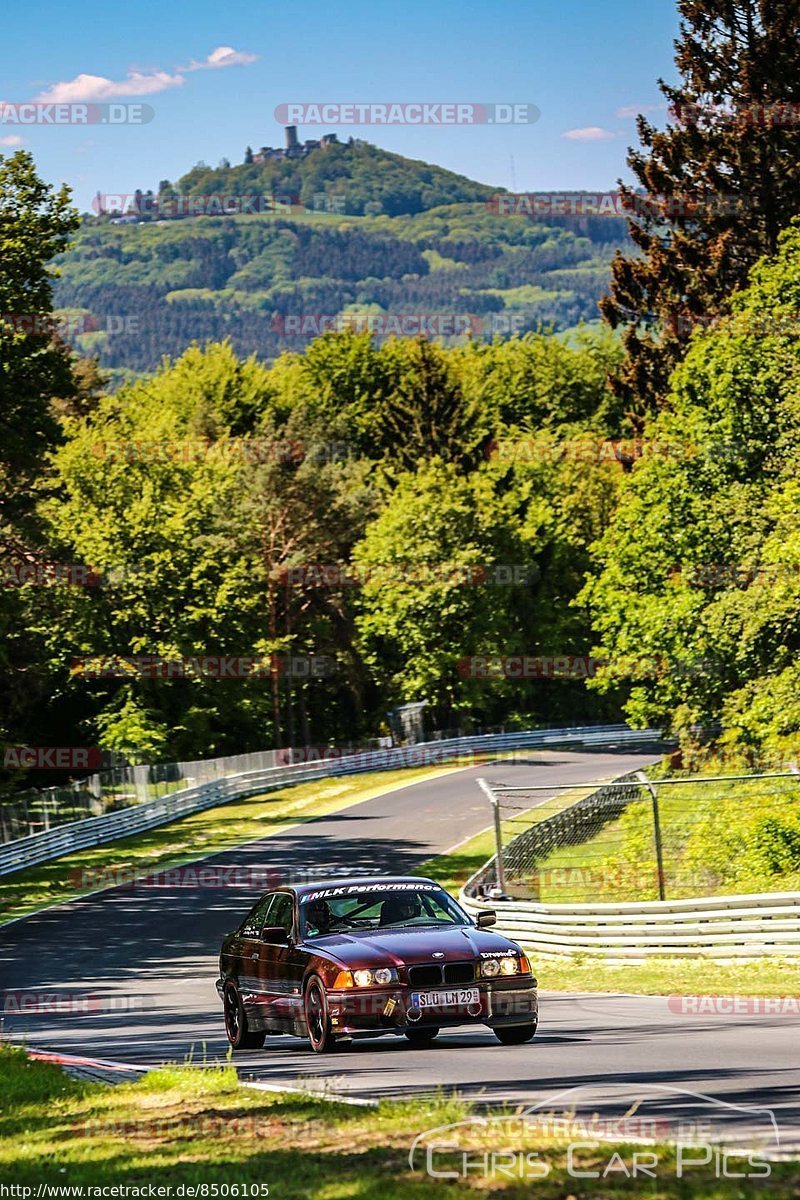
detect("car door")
(232, 892), (274, 997)
(255, 891), (306, 1031)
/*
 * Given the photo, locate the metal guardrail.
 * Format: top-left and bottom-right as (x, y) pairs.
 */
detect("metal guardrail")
(0, 724), (664, 877)
(459, 888), (800, 959)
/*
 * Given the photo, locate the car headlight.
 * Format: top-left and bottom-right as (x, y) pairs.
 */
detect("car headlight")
(352, 967), (398, 987)
(481, 956), (521, 978)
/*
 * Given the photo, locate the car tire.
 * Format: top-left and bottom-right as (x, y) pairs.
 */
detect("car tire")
(404, 1027), (439, 1047)
(223, 981), (266, 1050)
(494, 1022), (537, 1045)
(304, 976), (338, 1053)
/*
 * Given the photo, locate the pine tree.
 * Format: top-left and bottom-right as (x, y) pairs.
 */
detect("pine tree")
(602, 0), (800, 424)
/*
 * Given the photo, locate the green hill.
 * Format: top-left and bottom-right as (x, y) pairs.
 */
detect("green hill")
(54, 139), (630, 375)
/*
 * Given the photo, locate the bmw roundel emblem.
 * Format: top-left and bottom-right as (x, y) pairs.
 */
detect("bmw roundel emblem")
(432, 952), (445, 958)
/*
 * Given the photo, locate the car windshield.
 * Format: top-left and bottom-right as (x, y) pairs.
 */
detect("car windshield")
(300, 885), (469, 938)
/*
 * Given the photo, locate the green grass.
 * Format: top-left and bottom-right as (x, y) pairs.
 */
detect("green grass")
(0, 763), (465, 926)
(2, 1043), (797, 1196)
(540, 954), (800, 996)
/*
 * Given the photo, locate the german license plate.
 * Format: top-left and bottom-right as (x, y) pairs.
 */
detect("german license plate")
(411, 987), (480, 1008)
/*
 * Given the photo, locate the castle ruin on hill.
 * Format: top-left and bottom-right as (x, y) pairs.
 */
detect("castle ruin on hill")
(250, 126), (339, 164)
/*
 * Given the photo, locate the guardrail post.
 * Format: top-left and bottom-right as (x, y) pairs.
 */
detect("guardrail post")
(478, 777), (507, 894)
(636, 770), (665, 901)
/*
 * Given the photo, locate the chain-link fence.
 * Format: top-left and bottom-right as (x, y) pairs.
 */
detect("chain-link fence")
(0, 750), (286, 843)
(473, 768), (800, 902)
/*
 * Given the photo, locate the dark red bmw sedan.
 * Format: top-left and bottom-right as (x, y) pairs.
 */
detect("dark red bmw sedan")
(217, 876), (538, 1053)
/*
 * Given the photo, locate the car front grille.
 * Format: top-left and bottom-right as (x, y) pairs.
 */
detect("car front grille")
(407, 965), (442, 987)
(407, 961), (475, 987)
(444, 961), (475, 984)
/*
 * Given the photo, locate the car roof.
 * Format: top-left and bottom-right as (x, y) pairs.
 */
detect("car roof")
(292, 875), (439, 897)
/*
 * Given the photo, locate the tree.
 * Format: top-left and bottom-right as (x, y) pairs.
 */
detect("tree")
(584, 221), (800, 757)
(40, 344), (279, 762)
(353, 451), (621, 728)
(244, 146), (254, 165)
(601, 0), (800, 423)
(0, 150), (79, 528)
(375, 337), (486, 471)
(0, 151), (79, 783)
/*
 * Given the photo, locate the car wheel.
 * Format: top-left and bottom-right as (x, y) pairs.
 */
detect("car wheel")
(404, 1027), (439, 1047)
(304, 976), (338, 1053)
(494, 1022), (537, 1045)
(223, 981), (266, 1050)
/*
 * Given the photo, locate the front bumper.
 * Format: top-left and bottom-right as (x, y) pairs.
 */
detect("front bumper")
(326, 977), (538, 1035)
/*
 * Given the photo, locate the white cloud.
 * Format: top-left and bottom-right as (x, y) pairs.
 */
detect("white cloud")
(616, 103), (664, 119)
(36, 70), (185, 104)
(34, 47), (257, 104)
(561, 126), (619, 141)
(0, 134), (24, 146)
(181, 46), (259, 71)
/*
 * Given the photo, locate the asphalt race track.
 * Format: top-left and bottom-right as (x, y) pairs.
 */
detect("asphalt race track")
(2, 748), (799, 1153)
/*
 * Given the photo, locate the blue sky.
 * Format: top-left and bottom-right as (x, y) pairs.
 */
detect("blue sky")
(1, 0), (681, 210)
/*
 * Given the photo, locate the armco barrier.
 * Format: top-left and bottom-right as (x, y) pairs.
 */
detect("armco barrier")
(459, 888), (800, 959)
(0, 724), (663, 877)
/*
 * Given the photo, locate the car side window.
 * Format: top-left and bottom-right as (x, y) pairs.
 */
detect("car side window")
(240, 893), (274, 937)
(266, 892), (295, 937)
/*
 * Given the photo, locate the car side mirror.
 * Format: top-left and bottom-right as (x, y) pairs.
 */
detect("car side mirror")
(261, 924), (291, 945)
(477, 910), (497, 928)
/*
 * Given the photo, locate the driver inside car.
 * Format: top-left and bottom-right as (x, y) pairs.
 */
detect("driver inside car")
(379, 894), (422, 926)
(305, 899), (334, 936)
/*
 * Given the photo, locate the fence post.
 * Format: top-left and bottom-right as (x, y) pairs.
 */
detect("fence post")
(478, 777), (507, 894)
(636, 771), (665, 901)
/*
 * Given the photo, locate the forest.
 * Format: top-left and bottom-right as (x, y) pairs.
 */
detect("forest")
(4, 0), (800, 789)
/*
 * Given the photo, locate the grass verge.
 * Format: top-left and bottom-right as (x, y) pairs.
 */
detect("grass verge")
(1, 1043), (796, 1197)
(0, 763), (466, 926)
(540, 954), (800, 996)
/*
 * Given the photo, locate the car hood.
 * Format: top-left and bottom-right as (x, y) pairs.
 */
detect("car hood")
(302, 924), (520, 967)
